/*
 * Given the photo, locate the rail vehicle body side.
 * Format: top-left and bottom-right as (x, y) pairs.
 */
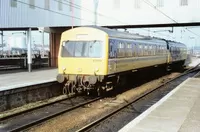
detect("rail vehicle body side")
(57, 26), (187, 96)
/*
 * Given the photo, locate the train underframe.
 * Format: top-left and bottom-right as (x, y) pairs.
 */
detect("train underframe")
(57, 60), (186, 96)
(57, 74), (119, 96)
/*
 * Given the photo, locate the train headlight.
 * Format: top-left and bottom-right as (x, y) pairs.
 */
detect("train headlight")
(77, 68), (82, 72)
(62, 67), (66, 71)
(95, 68), (99, 72)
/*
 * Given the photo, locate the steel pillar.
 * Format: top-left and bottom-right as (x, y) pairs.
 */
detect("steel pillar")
(93, 0), (99, 26)
(27, 28), (32, 72)
(42, 30), (44, 57)
(1, 31), (3, 55)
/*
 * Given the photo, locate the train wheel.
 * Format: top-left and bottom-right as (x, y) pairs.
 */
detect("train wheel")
(97, 86), (105, 97)
(63, 81), (76, 96)
(63, 82), (70, 95)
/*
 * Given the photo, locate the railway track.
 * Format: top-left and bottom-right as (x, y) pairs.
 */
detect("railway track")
(0, 96), (101, 132)
(76, 65), (200, 132)
(0, 66), (198, 132)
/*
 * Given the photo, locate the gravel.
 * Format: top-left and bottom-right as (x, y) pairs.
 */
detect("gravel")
(28, 72), (180, 132)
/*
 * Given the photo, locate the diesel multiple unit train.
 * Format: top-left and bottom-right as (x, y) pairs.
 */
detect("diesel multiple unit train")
(56, 26), (187, 96)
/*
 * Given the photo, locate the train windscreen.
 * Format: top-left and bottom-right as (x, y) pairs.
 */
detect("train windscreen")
(61, 40), (103, 58)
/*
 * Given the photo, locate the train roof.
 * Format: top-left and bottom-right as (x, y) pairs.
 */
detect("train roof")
(85, 26), (168, 45)
(85, 26), (148, 40)
(73, 26), (187, 47)
(167, 40), (186, 48)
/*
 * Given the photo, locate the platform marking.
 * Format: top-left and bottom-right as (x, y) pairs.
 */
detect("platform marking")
(119, 78), (192, 132)
(0, 78), (56, 92)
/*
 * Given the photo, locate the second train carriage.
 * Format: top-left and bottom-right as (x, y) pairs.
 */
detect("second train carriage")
(57, 26), (187, 96)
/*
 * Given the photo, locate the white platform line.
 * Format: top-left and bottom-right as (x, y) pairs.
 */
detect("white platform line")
(119, 78), (191, 132)
(0, 78), (57, 92)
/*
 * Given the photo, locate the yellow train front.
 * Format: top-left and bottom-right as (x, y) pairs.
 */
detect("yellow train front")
(56, 26), (187, 96)
(57, 26), (111, 96)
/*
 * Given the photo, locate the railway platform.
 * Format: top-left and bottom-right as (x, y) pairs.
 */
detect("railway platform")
(119, 77), (200, 132)
(0, 68), (57, 91)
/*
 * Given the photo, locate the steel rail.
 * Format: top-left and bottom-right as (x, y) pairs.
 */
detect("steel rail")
(76, 64), (200, 132)
(9, 97), (101, 132)
(0, 94), (76, 121)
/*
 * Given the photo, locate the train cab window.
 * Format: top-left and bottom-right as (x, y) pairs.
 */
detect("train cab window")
(61, 42), (74, 57)
(61, 40), (103, 58)
(88, 41), (103, 58)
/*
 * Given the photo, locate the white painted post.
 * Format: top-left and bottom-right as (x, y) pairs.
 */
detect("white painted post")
(27, 28), (32, 72)
(93, 0), (99, 26)
(42, 30), (44, 57)
(71, 0), (74, 29)
(0, 31), (3, 55)
(38, 27), (45, 57)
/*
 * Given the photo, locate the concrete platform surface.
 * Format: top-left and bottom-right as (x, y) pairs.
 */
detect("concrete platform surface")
(189, 57), (200, 67)
(119, 78), (200, 132)
(0, 69), (57, 91)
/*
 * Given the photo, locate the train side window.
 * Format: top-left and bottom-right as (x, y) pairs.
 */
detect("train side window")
(158, 45), (161, 55)
(135, 44), (138, 57)
(159, 45), (162, 54)
(127, 43), (132, 57)
(157, 45), (159, 54)
(148, 45), (151, 55)
(152, 45), (155, 55)
(163, 46), (165, 55)
(117, 42), (125, 57)
(161, 46), (163, 54)
(162, 46), (164, 54)
(133, 43), (136, 57)
(138, 44), (143, 56)
(149, 45), (152, 55)
(155, 45), (157, 55)
(117, 42), (121, 57)
(175, 47), (177, 54)
(138, 44), (141, 56)
(153, 45), (155, 55)
(109, 42), (115, 58)
(124, 42), (127, 57)
(170, 47), (172, 52)
(144, 45), (147, 56)
(121, 42), (125, 57)
(146, 45), (148, 56)
(124, 42), (127, 56)
(164, 46), (166, 54)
